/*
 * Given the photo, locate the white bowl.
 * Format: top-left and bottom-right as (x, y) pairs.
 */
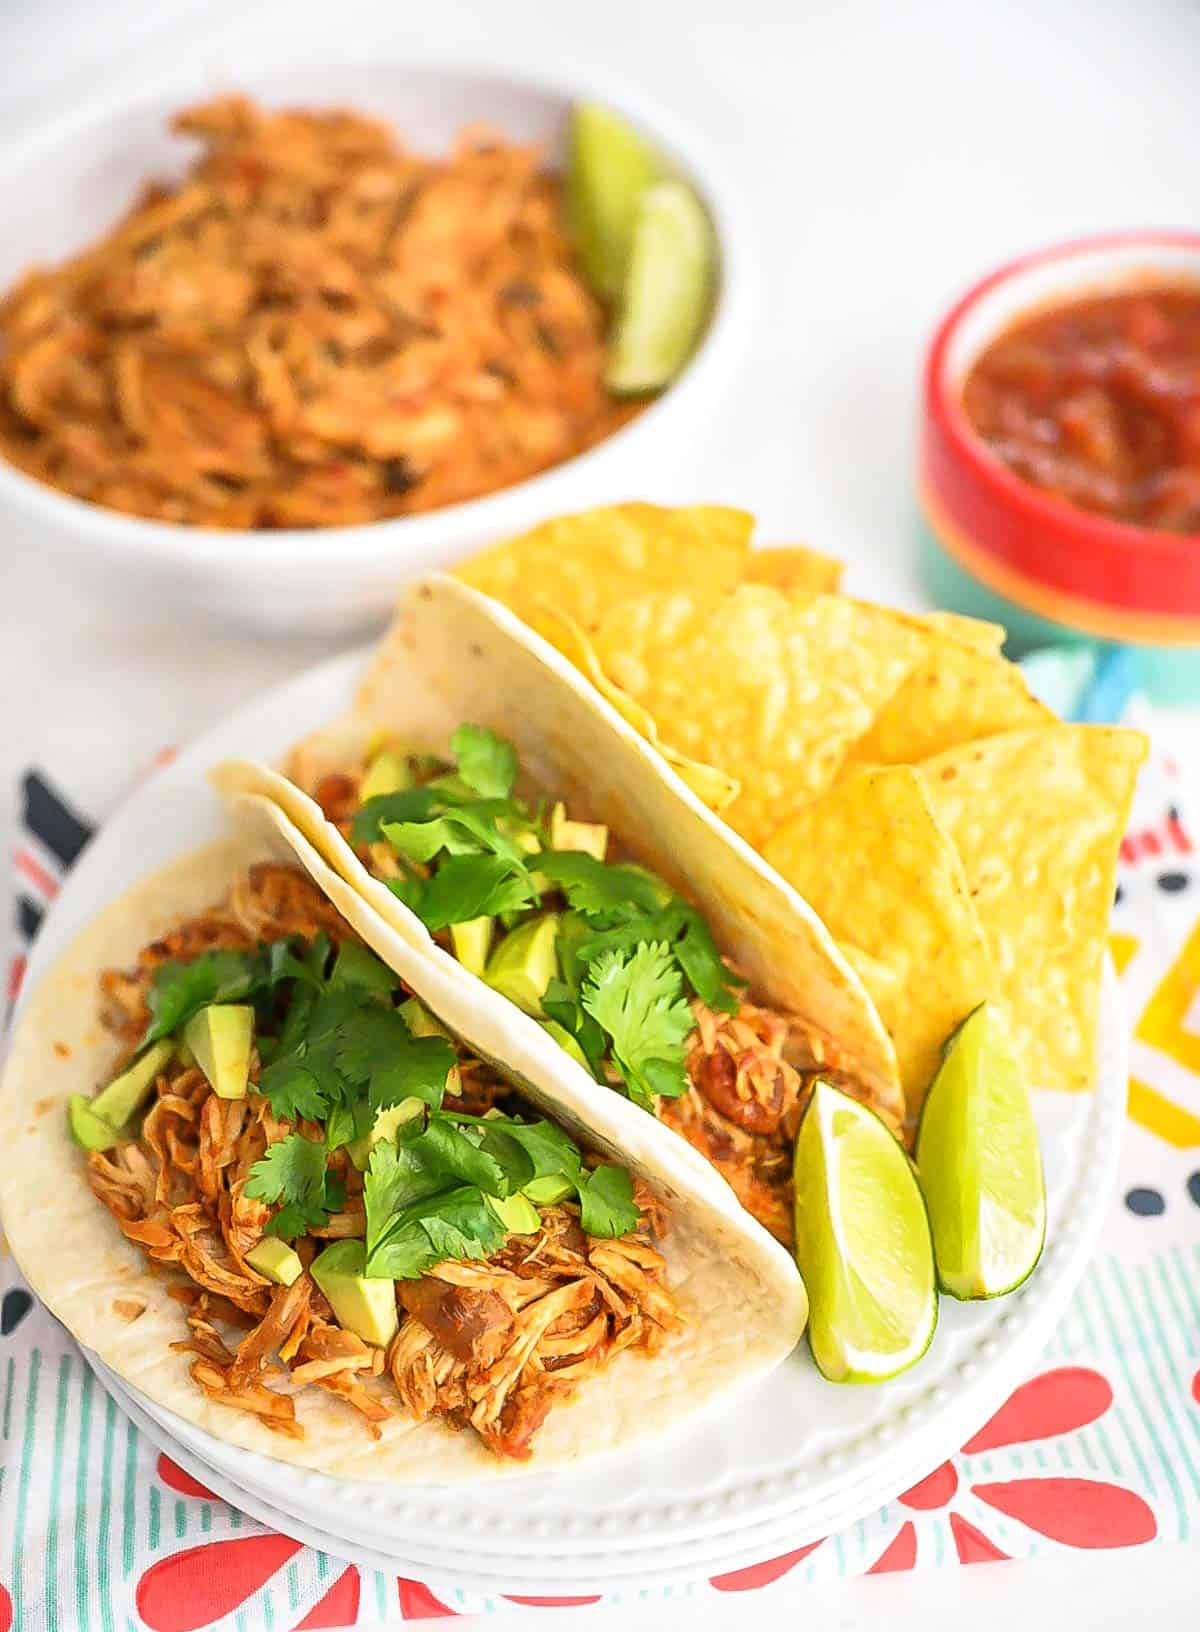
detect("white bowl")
(0, 61), (750, 636)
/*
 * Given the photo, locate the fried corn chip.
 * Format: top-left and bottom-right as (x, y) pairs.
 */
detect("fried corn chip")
(591, 587), (930, 847)
(457, 503), (755, 638)
(846, 641), (1054, 767)
(919, 726), (1147, 1091)
(764, 765), (998, 1111)
(742, 544), (844, 596)
(922, 611), (1007, 652)
(539, 605), (741, 811)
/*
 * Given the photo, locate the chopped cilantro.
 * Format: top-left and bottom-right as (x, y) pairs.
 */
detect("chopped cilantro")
(578, 1163), (640, 1238)
(450, 723), (518, 799)
(416, 853), (540, 930)
(534, 851), (665, 921)
(245, 1132), (341, 1239)
(350, 786), (437, 846)
(581, 944), (694, 1109)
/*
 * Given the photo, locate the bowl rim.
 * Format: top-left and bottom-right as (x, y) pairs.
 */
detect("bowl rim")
(0, 56), (750, 567)
(926, 228), (1200, 563)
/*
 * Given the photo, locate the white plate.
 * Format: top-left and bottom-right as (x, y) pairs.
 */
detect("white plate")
(93, 1355), (951, 1593)
(20, 649), (1127, 1576)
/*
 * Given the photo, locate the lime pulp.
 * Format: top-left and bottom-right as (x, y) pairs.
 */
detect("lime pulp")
(793, 1080), (937, 1383)
(604, 180), (713, 395)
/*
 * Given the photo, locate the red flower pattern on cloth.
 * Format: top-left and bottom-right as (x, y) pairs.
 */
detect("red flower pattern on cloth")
(0, 1581), (12, 1632)
(706, 1366), (1158, 1590)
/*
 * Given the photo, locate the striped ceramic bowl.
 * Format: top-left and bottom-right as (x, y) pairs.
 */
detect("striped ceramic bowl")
(918, 231), (1200, 701)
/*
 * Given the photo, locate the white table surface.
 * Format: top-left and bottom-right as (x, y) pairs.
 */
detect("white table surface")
(2, 2), (1198, 1627)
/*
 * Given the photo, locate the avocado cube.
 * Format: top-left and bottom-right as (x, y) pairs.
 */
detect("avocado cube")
(523, 1172), (577, 1208)
(399, 998), (451, 1040)
(246, 1238), (303, 1287)
(450, 916), (494, 976)
(360, 749), (415, 803)
(182, 1005), (253, 1100)
(485, 915), (560, 1016)
(550, 801), (608, 862)
(311, 1240), (398, 1346)
(486, 1192), (542, 1235)
(347, 1096), (427, 1170)
(539, 1018), (593, 1074)
(90, 1039), (176, 1129)
(68, 1094), (123, 1152)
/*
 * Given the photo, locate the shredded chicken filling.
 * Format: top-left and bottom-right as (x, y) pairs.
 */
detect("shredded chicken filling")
(84, 863), (680, 1459)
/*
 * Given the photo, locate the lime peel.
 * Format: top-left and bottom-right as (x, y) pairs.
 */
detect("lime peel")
(916, 1002), (1046, 1301)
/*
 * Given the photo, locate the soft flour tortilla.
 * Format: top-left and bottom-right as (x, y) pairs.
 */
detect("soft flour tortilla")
(214, 575), (902, 1128)
(0, 809), (806, 1483)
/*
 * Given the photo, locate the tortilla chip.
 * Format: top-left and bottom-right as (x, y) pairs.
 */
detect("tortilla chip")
(846, 642), (1054, 766)
(919, 726), (1147, 1091)
(540, 606), (741, 812)
(743, 545), (843, 596)
(456, 503), (754, 638)
(923, 611), (1007, 652)
(591, 587), (931, 848)
(764, 765), (997, 1111)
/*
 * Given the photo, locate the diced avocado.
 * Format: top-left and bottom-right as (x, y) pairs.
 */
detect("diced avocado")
(360, 748), (415, 802)
(347, 1096), (427, 1170)
(511, 827), (551, 892)
(68, 1093), (124, 1152)
(451, 916), (494, 976)
(90, 1039), (176, 1128)
(246, 1238), (303, 1287)
(487, 1192), (542, 1235)
(311, 1240), (398, 1346)
(182, 1005), (253, 1101)
(330, 940), (398, 997)
(540, 1018), (592, 1074)
(550, 801), (609, 862)
(523, 1172), (576, 1208)
(399, 998), (451, 1040)
(485, 915), (560, 1016)
(176, 1038), (196, 1070)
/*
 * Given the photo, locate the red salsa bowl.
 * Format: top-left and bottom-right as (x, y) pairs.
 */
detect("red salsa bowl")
(919, 232), (1200, 697)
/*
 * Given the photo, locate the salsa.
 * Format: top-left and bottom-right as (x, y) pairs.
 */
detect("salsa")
(962, 285), (1200, 532)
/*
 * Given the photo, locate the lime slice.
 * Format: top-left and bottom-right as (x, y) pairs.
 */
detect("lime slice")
(605, 180), (713, 395)
(793, 1080), (937, 1383)
(566, 101), (660, 301)
(916, 1003), (1046, 1300)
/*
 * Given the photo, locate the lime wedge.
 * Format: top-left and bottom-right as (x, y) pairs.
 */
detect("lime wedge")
(566, 102), (660, 301)
(605, 180), (713, 395)
(793, 1080), (937, 1383)
(916, 1003), (1046, 1300)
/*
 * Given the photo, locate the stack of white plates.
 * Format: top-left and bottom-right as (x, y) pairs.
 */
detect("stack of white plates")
(32, 653), (1124, 1594)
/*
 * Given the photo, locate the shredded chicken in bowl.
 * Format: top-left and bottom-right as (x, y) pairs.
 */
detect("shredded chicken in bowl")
(0, 96), (643, 528)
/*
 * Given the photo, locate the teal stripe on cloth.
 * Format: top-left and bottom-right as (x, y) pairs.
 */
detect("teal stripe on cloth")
(45, 1353), (72, 1632)
(97, 1391), (117, 1632)
(12, 1348), (42, 1632)
(74, 1363), (94, 1632)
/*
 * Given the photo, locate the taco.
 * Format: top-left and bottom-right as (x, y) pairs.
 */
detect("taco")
(214, 576), (904, 1248)
(0, 814), (805, 1481)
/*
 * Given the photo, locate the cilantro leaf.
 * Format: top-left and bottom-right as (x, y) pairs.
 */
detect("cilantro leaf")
(363, 1138), (448, 1254)
(541, 978), (607, 1077)
(350, 787), (437, 846)
(368, 1035), (456, 1115)
(141, 948), (261, 1048)
(577, 1164), (641, 1238)
(417, 854), (539, 931)
(257, 1056), (329, 1123)
(535, 852), (666, 923)
(450, 724), (518, 799)
(461, 1112), (584, 1184)
(673, 905), (742, 1013)
(329, 940), (400, 997)
(581, 943), (695, 1109)
(365, 1184), (506, 1278)
(245, 1133), (332, 1239)
(418, 1117), (509, 1196)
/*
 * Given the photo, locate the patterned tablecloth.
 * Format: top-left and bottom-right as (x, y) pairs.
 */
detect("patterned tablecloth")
(2, 727), (1199, 1630)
